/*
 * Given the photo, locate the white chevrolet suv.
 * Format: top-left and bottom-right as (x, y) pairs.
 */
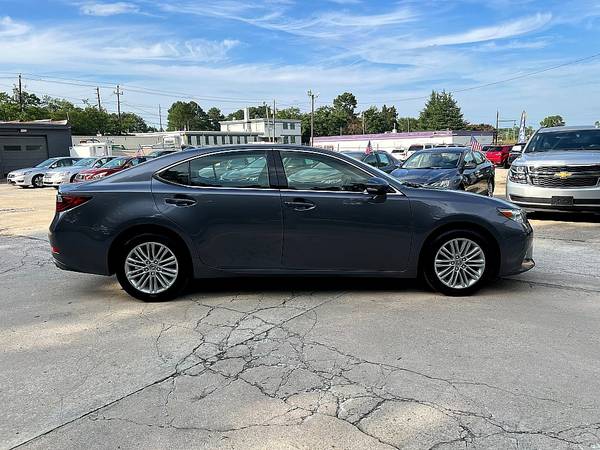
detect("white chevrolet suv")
(506, 126), (600, 211)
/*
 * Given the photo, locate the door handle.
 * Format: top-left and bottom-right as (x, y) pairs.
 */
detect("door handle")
(284, 199), (316, 211)
(165, 197), (196, 207)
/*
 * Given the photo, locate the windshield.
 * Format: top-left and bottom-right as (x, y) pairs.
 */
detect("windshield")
(402, 151), (462, 169)
(527, 130), (600, 153)
(74, 158), (96, 167)
(35, 158), (59, 168)
(101, 157), (128, 168)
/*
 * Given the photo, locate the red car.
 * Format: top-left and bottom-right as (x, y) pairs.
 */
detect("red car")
(74, 156), (147, 182)
(483, 145), (512, 168)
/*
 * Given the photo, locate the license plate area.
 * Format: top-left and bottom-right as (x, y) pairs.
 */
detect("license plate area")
(551, 196), (574, 206)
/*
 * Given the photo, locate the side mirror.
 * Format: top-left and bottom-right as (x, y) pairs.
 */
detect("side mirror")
(365, 177), (390, 196)
(462, 161), (476, 170)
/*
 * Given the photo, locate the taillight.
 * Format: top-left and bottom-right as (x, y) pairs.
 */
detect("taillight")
(56, 194), (91, 213)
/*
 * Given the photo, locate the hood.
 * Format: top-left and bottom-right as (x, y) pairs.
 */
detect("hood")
(9, 167), (37, 175)
(45, 167), (73, 175)
(515, 151), (600, 166)
(79, 167), (115, 175)
(391, 168), (458, 185)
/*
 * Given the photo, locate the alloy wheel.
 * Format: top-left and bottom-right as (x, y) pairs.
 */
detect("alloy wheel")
(434, 238), (486, 289)
(33, 175), (43, 188)
(124, 242), (179, 294)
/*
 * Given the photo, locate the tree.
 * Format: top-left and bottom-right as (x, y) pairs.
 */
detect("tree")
(332, 92), (358, 134)
(396, 117), (420, 132)
(206, 107), (224, 131)
(226, 106), (271, 121)
(465, 123), (495, 132)
(540, 115), (565, 127)
(167, 101), (210, 131)
(418, 90), (467, 130)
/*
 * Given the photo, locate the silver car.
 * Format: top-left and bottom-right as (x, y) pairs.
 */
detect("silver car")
(506, 126), (600, 211)
(43, 156), (115, 187)
(7, 157), (81, 188)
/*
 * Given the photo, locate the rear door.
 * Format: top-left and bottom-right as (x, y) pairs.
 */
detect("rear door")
(276, 150), (412, 272)
(152, 149), (283, 270)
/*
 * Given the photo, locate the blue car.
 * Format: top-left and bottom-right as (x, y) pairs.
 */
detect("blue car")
(49, 145), (533, 301)
(391, 147), (495, 196)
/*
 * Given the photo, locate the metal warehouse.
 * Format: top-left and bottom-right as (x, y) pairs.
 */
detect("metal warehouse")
(0, 120), (72, 177)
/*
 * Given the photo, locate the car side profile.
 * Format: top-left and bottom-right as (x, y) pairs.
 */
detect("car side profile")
(341, 150), (401, 173)
(74, 156), (147, 182)
(50, 145), (534, 301)
(7, 157), (81, 188)
(43, 156), (115, 187)
(390, 147), (495, 196)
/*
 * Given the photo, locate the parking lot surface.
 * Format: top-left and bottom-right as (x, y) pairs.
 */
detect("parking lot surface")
(1, 172), (600, 449)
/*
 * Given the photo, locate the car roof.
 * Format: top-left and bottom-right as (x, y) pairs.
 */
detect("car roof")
(538, 125), (599, 133)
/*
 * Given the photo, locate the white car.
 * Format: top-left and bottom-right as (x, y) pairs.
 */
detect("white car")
(7, 157), (81, 188)
(43, 156), (114, 187)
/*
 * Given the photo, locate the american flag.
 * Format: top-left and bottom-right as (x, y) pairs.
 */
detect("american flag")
(470, 136), (483, 152)
(365, 140), (373, 154)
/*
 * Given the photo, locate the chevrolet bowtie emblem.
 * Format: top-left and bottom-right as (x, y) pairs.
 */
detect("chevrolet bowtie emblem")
(555, 171), (572, 179)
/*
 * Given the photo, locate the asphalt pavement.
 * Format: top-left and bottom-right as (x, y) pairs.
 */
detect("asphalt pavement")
(1, 171), (599, 450)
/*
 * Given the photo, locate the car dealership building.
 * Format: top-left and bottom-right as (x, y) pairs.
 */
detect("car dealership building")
(313, 130), (495, 153)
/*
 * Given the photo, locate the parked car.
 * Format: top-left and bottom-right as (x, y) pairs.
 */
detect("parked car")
(506, 126), (600, 211)
(50, 145), (533, 301)
(6, 157), (81, 188)
(74, 156), (147, 182)
(341, 150), (401, 173)
(146, 149), (177, 159)
(508, 143), (527, 165)
(43, 156), (115, 187)
(391, 147), (495, 196)
(483, 145), (512, 168)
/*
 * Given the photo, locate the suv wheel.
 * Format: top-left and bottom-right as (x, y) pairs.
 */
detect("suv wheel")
(423, 230), (492, 296)
(116, 234), (189, 301)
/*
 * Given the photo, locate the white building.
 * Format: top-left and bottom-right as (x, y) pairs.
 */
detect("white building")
(220, 109), (302, 144)
(313, 130), (494, 153)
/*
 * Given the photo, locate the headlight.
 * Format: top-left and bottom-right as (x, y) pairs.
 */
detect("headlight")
(22, 171), (32, 175)
(498, 208), (526, 224)
(427, 179), (452, 189)
(508, 165), (528, 184)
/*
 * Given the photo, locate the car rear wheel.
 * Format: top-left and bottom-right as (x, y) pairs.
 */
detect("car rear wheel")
(32, 175), (43, 188)
(116, 234), (189, 301)
(423, 230), (492, 296)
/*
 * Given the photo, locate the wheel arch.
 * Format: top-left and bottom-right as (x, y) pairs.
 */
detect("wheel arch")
(417, 220), (501, 277)
(107, 223), (193, 275)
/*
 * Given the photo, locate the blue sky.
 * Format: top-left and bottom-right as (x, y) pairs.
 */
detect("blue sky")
(1, 0), (599, 129)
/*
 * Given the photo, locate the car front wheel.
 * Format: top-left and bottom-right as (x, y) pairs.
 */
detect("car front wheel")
(116, 234), (189, 301)
(32, 175), (43, 188)
(423, 230), (493, 296)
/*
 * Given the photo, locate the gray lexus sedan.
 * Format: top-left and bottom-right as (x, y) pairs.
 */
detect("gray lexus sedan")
(49, 145), (534, 301)
(507, 126), (600, 211)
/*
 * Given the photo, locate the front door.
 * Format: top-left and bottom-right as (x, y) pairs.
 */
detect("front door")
(276, 150), (412, 272)
(152, 149), (283, 270)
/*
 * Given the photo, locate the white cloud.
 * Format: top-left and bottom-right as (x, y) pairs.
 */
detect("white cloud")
(80, 2), (139, 16)
(0, 16), (30, 37)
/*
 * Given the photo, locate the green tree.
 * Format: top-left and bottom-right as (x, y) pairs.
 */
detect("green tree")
(167, 101), (210, 131)
(540, 115), (565, 127)
(465, 123), (495, 132)
(206, 107), (224, 131)
(361, 104), (398, 134)
(418, 90), (467, 130)
(396, 117), (420, 132)
(226, 106), (271, 121)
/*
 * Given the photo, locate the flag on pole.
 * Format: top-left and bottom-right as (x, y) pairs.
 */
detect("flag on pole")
(470, 136), (483, 152)
(365, 140), (373, 154)
(518, 110), (527, 143)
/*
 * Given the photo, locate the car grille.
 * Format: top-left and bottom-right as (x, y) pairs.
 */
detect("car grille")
(528, 165), (600, 188)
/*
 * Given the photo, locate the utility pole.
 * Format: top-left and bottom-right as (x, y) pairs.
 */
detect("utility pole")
(159, 104), (163, 131)
(495, 110), (499, 144)
(96, 87), (102, 110)
(362, 113), (365, 134)
(114, 85), (123, 134)
(18, 73), (23, 114)
(273, 99), (276, 143)
(307, 90), (318, 146)
(264, 102), (271, 143)
(407, 117), (410, 133)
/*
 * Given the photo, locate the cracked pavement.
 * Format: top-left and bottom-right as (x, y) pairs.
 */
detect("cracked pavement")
(1, 181), (600, 449)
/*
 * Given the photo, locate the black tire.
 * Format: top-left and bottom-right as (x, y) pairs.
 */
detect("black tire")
(422, 230), (494, 296)
(32, 175), (44, 188)
(115, 233), (190, 301)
